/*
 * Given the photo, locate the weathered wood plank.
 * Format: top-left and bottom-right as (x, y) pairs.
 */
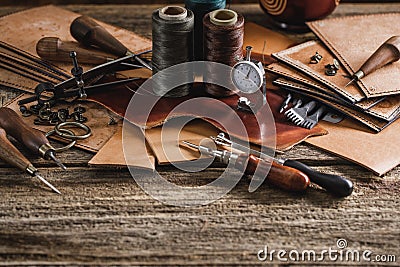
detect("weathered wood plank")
(0, 166), (399, 265)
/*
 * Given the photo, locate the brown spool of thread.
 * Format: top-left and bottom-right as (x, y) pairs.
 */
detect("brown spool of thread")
(203, 9), (244, 97)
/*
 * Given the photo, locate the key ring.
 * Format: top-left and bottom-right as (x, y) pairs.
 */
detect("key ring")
(45, 128), (77, 152)
(55, 121), (92, 140)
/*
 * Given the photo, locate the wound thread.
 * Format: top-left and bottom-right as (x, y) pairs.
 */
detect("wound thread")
(152, 6), (194, 97)
(185, 0), (226, 61)
(203, 9), (244, 97)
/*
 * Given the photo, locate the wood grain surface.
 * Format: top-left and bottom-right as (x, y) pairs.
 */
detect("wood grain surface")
(0, 3), (399, 266)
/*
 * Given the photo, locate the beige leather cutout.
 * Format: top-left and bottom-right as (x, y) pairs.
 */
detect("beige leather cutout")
(89, 125), (155, 170)
(307, 13), (400, 98)
(307, 118), (400, 176)
(145, 119), (219, 164)
(243, 22), (297, 62)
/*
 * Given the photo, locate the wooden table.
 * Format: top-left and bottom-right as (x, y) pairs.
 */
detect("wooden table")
(0, 3), (399, 266)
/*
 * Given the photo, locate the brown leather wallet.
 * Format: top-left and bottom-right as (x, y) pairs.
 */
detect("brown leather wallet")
(307, 13), (400, 98)
(273, 77), (395, 132)
(271, 41), (400, 123)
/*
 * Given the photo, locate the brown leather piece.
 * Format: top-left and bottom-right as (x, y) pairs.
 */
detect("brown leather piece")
(307, 13), (400, 98)
(243, 22), (297, 65)
(5, 94), (121, 153)
(0, 5), (151, 93)
(87, 78), (327, 151)
(271, 41), (400, 122)
(145, 119), (219, 164)
(89, 125), (155, 170)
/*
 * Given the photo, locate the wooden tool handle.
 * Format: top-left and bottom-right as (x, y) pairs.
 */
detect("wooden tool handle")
(0, 107), (49, 155)
(36, 37), (114, 64)
(70, 15), (128, 57)
(0, 128), (30, 172)
(238, 154), (310, 192)
(360, 35), (400, 76)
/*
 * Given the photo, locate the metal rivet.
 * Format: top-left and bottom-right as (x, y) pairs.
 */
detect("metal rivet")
(325, 60), (340, 76)
(310, 52), (323, 64)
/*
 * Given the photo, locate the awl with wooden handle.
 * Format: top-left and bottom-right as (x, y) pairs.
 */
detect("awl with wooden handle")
(182, 141), (310, 192)
(36, 37), (116, 65)
(0, 128), (61, 194)
(0, 107), (66, 170)
(70, 15), (152, 70)
(345, 35), (400, 87)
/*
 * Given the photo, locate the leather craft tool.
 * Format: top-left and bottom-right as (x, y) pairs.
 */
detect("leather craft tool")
(18, 52), (144, 107)
(152, 6), (194, 97)
(0, 41), (71, 80)
(182, 141), (310, 192)
(345, 36), (400, 87)
(36, 37), (144, 69)
(212, 133), (353, 197)
(299, 105), (326, 129)
(279, 93), (292, 113)
(0, 107), (67, 170)
(0, 127), (60, 194)
(70, 15), (152, 71)
(37, 37), (115, 65)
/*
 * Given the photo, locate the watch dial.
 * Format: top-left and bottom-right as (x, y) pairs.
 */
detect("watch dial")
(232, 63), (262, 93)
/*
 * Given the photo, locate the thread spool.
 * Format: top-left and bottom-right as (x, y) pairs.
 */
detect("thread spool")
(203, 9), (244, 97)
(185, 0), (226, 61)
(152, 6), (194, 97)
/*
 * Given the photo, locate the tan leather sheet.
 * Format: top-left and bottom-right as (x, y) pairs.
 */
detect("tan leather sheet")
(0, 5), (152, 93)
(89, 125), (155, 170)
(243, 22), (297, 64)
(306, 119), (400, 176)
(307, 13), (400, 98)
(5, 94), (120, 153)
(145, 119), (218, 164)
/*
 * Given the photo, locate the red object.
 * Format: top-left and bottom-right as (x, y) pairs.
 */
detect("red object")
(259, 0), (340, 31)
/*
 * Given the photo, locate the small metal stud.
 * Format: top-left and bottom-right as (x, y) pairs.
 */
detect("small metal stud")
(310, 52), (323, 64)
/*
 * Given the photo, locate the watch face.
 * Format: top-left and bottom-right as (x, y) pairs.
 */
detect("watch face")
(232, 62), (262, 93)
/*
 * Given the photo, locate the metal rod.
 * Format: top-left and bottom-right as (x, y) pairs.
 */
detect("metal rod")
(0, 41), (71, 79)
(35, 173), (61, 194)
(48, 152), (67, 171)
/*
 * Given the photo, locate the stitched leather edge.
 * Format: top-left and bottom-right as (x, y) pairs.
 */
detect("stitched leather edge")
(307, 13), (400, 97)
(272, 40), (359, 103)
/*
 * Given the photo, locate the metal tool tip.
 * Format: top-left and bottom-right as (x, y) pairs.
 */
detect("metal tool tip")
(35, 174), (61, 194)
(48, 152), (67, 171)
(345, 78), (355, 88)
(181, 141), (198, 149)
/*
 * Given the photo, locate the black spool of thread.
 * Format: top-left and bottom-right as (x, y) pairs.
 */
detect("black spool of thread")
(185, 0), (226, 61)
(203, 9), (244, 97)
(152, 6), (194, 97)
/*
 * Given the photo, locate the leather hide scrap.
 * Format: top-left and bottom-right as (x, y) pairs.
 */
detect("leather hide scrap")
(87, 79), (327, 151)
